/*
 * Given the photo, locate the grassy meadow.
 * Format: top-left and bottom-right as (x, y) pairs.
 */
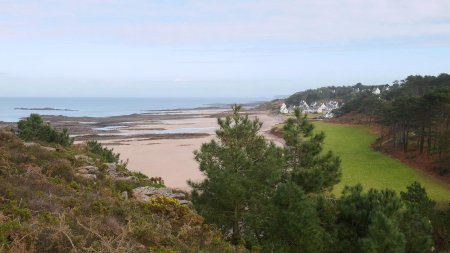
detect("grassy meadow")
(313, 122), (450, 203)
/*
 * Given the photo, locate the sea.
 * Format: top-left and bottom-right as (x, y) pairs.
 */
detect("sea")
(0, 97), (263, 122)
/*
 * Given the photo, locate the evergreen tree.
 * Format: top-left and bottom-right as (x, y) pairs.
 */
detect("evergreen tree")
(335, 185), (402, 253)
(17, 114), (73, 146)
(400, 181), (436, 217)
(400, 209), (433, 253)
(400, 182), (434, 253)
(283, 108), (341, 193)
(189, 105), (283, 248)
(361, 212), (406, 253)
(263, 182), (326, 253)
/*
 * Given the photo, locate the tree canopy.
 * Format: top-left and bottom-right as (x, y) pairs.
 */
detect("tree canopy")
(17, 114), (73, 146)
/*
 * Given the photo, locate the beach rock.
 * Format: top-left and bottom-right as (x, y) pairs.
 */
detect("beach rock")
(132, 186), (190, 205)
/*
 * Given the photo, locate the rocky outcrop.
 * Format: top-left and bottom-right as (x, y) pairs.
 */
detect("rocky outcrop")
(132, 186), (190, 205)
(105, 163), (138, 181)
(75, 165), (99, 180)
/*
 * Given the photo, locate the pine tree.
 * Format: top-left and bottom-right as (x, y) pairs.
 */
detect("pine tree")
(283, 108), (341, 193)
(263, 182), (326, 253)
(335, 185), (403, 252)
(400, 182), (434, 253)
(361, 212), (406, 253)
(17, 114), (73, 146)
(400, 209), (433, 253)
(189, 105), (283, 248)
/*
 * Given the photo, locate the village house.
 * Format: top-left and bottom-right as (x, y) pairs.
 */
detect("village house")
(280, 103), (289, 114)
(316, 103), (327, 113)
(280, 99), (340, 118)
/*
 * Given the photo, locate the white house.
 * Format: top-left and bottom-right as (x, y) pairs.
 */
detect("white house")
(373, 88), (381, 95)
(299, 100), (309, 111)
(280, 103), (289, 114)
(317, 103), (327, 113)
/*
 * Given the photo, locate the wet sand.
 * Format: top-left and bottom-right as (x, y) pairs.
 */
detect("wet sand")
(101, 109), (284, 189)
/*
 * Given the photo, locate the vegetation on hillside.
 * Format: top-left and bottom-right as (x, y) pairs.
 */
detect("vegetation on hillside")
(336, 74), (450, 176)
(285, 83), (388, 106)
(190, 106), (450, 252)
(0, 115), (234, 252)
(86, 140), (121, 164)
(2, 108), (450, 252)
(16, 114), (73, 147)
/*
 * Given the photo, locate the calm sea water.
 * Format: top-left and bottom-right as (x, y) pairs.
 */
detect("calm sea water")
(0, 97), (261, 122)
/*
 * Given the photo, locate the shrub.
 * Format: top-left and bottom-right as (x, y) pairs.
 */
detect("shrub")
(86, 140), (120, 163)
(0, 219), (20, 248)
(17, 114), (73, 146)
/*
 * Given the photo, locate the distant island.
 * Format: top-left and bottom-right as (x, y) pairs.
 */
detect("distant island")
(14, 107), (78, 111)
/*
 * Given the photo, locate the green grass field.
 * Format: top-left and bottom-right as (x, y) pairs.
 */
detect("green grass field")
(313, 122), (450, 203)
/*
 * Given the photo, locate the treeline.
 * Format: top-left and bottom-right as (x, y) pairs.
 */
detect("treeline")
(337, 74), (450, 175)
(285, 83), (387, 106)
(190, 106), (450, 252)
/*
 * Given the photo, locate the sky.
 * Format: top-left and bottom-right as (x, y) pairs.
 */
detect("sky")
(0, 0), (450, 98)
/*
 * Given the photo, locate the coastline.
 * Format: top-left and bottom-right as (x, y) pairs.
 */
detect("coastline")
(2, 104), (282, 189)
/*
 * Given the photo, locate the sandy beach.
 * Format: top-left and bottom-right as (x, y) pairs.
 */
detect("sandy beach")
(101, 109), (284, 189)
(35, 107), (282, 189)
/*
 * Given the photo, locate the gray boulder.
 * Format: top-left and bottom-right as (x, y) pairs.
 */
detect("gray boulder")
(132, 186), (190, 205)
(74, 165), (99, 180)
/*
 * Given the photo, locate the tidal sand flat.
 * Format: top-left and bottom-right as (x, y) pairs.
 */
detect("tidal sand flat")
(39, 106), (282, 189)
(101, 109), (283, 189)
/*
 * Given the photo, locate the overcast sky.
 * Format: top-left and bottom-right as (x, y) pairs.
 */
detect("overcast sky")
(1, 0), (449, 97)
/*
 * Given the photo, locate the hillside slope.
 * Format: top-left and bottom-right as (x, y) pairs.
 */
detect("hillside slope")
(0, 129), (233, 252)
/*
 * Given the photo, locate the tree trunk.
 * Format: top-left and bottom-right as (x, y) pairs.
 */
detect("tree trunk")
(232, 205), (240, 247)
(427, 126), (432, 155)
(419, 125), (425, 154)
